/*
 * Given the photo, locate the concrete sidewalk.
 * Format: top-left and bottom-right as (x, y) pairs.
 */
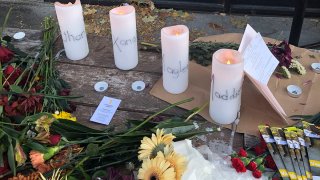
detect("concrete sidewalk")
(0, 0), (319, 47)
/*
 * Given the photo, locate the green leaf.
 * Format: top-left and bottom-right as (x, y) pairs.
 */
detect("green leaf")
(9, 85), (24, 93)
(0, 146), (4, 166)
(86, 143), (99, 156)
(0, 106), (3, 117)
(162, 124), (196, 134)
(1, 125), (21, 139)
(25, 141), (48, 153)
(66, 176), (78, 180)
(53, 119), (102, 133)
(7, 137), (16, 176)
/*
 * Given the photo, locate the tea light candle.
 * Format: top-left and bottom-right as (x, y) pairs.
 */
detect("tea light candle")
(311, 63), (320, 73)
(109, 5), (138, 70)
(161, 25), (189, 94)
(54, 0), (89, 60)
(286, 85), (302, 98)
(209, 49), (244, 124)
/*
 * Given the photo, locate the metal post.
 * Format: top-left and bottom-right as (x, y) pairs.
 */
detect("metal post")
(224, 0), (231, 14)
(289, 0), (308, 46)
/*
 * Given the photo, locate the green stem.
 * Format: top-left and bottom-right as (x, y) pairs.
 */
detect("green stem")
(99, 98), (194, 150)
(0, 7), (12, 38)
(65, 156), (89, 177)
(185, 101), (208, 122)
(125, 97), (194, 134)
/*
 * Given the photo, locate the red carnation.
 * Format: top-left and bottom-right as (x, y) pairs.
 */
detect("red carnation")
(253, 145), (266, 156)
(252, 169), (262, 178)
(4, 64), (15, 75)
(265, 155), (277, 170)
(0, 46), (14, 63)
(247, 161), (257, 171)
(269, 40), (292, 68)
(3, 65), (26, 86)
(49, 134), (61, 145)
(231, 157), (247, 173)
(16, 90), (43, 114)
(238, 148), (247, 157)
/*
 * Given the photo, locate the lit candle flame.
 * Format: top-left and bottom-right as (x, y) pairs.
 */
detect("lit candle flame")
(227, 60), (231, 64)
(117, 10), (125, 15)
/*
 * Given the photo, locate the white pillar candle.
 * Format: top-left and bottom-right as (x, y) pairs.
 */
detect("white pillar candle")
(209, 49), (244, 125)
(161, 25), (189, 94)
(109, 5), (138, 70)
(54, 0), (89, 60)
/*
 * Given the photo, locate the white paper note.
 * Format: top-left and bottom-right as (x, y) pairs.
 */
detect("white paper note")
(90, 96), (121, 125)
(242, 33), (279, 85)
(239, 24), (287, 120)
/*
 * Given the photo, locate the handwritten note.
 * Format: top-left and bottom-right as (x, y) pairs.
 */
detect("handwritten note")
(90, 96), (121, 125)
(239, 24), (287, 119)
(240, 25), (279, 85)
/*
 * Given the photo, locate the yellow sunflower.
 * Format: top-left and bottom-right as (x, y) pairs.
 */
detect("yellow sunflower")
(138, 157), (176, 180)
(138, 129), (175, 160)
(157, 150), (187, 180)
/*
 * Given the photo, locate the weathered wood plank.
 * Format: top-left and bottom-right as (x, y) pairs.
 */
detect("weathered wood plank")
(5, 28), (42, 54)
(56, 62), (188, 115)
(73, 105), (149, 131)
(56, 35), (163, 74)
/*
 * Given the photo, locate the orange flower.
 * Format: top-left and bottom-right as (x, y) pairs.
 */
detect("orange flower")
(29, 150), (45, 168)
(29, 146), (63, 169)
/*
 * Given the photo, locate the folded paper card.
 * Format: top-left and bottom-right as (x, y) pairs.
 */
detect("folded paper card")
(90, 96), (121, 125)
(150, 33), (320, 135)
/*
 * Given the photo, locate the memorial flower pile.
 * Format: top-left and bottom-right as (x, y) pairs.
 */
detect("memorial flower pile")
(0, 99), (211, 179)
(0, 15), (78, 118)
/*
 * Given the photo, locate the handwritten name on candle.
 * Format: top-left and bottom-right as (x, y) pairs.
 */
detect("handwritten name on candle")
(62, 30), (85, 43)
(162, 56), (188, 79)
(113, 36), (137, 52)
(211, 87), (241, 101)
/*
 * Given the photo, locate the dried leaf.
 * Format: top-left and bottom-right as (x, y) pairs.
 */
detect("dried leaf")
(208, 22), (225, 32)
(84, 8), (97, 16)
(142, 15), (157, 23)
(309, 54), (316, 58)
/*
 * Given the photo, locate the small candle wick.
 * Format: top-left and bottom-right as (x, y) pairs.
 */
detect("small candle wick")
(227, 60), (231, 64)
